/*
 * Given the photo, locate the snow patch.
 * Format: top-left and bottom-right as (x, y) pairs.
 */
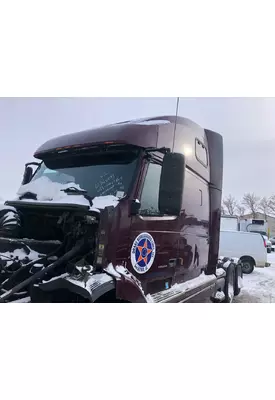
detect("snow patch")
(238, 276), (243, 288)
(134, 120), (171, 126)
(148, 272), (217, 303)
(117, 119), (171, 126)
(17, 177), (90, 204)
(105, 263), (121, 278)
(105, 263), (146, 297)
(216, 268), (226, 277)
(146, 294), (155, 303)
(228, 283), (234, 301)
(16, 176), (119, 212)
(214, 291), (225, 301)
(172, 272), (216, 292)
(91, 195), (119, 212)
(42, 273), (69, 283)
(115, 265), (145, 294)
(11, 296), (31, 303)
(65, 273), (113, 295)
(0, 248), (43, 263)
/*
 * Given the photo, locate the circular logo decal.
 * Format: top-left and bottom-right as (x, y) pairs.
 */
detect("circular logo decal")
(131, 232), (156, 274)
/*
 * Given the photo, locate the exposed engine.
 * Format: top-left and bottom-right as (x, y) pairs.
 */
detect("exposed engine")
(0, 203), (99, 302)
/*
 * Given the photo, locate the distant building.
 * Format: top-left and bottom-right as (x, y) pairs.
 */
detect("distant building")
(240, 212), (275, 237)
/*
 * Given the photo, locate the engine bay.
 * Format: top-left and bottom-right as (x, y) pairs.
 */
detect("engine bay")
(0, 202), (100, 302)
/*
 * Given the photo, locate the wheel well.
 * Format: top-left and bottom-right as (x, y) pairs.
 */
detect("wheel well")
(239, 256), (255, 266)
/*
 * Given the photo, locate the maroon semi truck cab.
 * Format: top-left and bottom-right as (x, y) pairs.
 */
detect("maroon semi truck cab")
(0, 116), (242, 303)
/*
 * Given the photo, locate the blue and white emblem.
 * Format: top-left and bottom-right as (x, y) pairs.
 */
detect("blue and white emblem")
(131, 232), (156, 274)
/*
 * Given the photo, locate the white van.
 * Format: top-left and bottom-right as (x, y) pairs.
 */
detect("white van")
(219, 230), (269, 274)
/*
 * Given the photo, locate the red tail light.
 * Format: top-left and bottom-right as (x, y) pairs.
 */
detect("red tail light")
(263, 238), (267, 247)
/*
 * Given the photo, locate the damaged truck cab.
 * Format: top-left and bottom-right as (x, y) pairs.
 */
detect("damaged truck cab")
(0, 116), (242, 303)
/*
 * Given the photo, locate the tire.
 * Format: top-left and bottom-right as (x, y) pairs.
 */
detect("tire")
(241, 258), (255, 274)
(234, 263), (243, 296)
(223, 263), (235, 303)
(267, 248), (271, 254)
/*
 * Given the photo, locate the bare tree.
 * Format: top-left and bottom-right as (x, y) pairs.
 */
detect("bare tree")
(221, 205), (225, 215)
(259, 196), (271, 218)
(222, 195), (237, 216)
(242, 193), (260, 218)
(268, 195), (275, 216)
(236, 204), (245, 217)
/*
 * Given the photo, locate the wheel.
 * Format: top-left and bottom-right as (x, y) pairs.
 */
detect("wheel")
(223, 263), (235, 303)
(241, 258), (255, 274)
(234, 263), (243, 296)
(267, 248), (271, 254)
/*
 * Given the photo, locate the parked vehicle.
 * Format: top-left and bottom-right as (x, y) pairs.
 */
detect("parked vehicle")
(262, 235), (272, 253)
(269, 236), (275, 246)
(239, 218), (268, 236)
(219, 230), (270, 274)
(0, 115), (243, 303)
(220, 215), (239, 231)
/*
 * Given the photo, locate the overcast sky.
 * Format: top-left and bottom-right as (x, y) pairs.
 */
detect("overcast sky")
(0, 97), (274, 201)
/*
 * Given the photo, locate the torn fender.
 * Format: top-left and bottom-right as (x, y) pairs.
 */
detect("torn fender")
(105, 264), (147, 303)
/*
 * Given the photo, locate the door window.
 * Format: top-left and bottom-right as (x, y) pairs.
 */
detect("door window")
(140, 163), (162, 216)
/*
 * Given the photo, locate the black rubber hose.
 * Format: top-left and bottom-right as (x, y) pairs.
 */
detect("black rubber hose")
(0, 241), (65, 291)
(0, 239), (86, 303)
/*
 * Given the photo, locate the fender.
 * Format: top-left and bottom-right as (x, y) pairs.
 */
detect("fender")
(35, 264), (146, 303)
(105, 264), (147, 303)
(35, 270), (116, 302)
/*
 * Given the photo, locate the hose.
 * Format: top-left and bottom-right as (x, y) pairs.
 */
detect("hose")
(0, 241), (65, 291)
(0, 239), (86, 303)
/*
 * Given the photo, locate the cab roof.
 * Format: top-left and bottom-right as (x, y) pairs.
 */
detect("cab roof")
(34, 115), (202, 159)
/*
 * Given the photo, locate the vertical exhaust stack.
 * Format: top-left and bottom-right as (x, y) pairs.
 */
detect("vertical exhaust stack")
(205, 129), (223, 275)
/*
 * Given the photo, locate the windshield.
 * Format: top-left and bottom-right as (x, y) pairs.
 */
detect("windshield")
(31, 153), (139, 198)
(250, 230), (267, 236)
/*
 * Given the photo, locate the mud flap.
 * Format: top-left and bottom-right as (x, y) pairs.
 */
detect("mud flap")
(223, 263), (236, 303)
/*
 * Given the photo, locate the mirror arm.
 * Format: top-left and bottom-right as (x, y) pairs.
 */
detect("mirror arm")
(25, 162), (41, 168)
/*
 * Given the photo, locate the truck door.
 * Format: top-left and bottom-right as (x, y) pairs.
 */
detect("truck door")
(174, 170), (210, 283)
(129, 160), (179, 295)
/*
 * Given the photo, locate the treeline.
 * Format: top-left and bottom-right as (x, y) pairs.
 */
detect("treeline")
(222, 193), (275, 219)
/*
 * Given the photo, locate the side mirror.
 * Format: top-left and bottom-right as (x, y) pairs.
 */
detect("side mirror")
(21, 162), (40, 185)
(158, 152), (185, 215)
(22, 166), (33, 185)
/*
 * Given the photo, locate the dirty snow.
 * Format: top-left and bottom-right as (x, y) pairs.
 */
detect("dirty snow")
(15, 176), (119, 212)
(233, 252), (275, 303)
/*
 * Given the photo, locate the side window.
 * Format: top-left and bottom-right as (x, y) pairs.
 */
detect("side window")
(140, 163), (161, 216)
(195, 138), (208, 167)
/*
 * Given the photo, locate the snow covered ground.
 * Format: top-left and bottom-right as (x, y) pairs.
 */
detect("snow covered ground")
(233, 252), (275, 303)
